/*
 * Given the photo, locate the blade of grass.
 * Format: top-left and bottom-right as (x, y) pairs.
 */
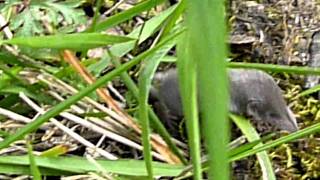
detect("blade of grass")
(230, 122), (320, 161)
(86, 0), (103, 32)
(0, 28), (184, 150)
(0, 64), (25, 85)
(81, 0), (104, 56)
(89, 4), (179, 75)
(0, 164), (74, 176)
(94, 0), (167, 31)
(154, 59), (320, 75)
(176, 133), (276, 179)
(40, 145), (69, 157)
(1, 33), (134, 50)
(0, 51), (59, 74)
(231, 114), (276, 180)
(228, 62), (320, 75)
(27, 142), (41, 180)
(138, 26), (188, 175)
(177, 32), (202, 179)
(138, 67), (155, 178)
(0, 155), (184, 177)
(160, 0), (185, 38)
(138, 30), (179, 179)
(228, 133), (276, 157)
(186, 0), (229, 179)
(131, 0), (154, 53)
(0, 86), (48, 103)
(138, 50), (163, 178)
(296, 84), (320, 97)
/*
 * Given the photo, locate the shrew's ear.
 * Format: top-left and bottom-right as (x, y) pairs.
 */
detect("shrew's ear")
(246, 99), (263, 120)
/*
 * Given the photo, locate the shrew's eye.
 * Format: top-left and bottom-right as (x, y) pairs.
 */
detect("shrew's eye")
(267, 112), (279, 119)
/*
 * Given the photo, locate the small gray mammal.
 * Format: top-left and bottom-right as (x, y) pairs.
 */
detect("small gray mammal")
(150, 69), (298, 134)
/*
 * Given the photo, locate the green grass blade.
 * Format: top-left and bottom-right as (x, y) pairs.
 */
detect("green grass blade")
(296, 84), (320, 97)
(230, 122), (320, 161)
(231, 115), (276, 180)
(40, 145), (69, 157)
(0, 86), (48, 103)
(177, 32), (202, 179)
(27, 143), (41, 180)
(89, 4), (178, 75)
(0, 156), (184, 177)
(94, 0), (167, 31)
(0, 64), (25, 85)
(2, 33), (134, 50)
(138, 33), (175, 179)
(185, 0), (229, 179)
(228, 133), (276, 157)
(0, 29), (183, 150)
(0, 164), (74, 176)
(175, 133), (276, 179)
(86, 0), (103, 32)
(138, 69), (155, 179)
(140, 60), (320, 75)
(228, 62), (320, 75)
(160, 0), (185, 38)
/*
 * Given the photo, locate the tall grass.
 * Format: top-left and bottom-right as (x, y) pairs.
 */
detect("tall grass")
(181, 0), (229, 179)
(1, 0), (320, 179)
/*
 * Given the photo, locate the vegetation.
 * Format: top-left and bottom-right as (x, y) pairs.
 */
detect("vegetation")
(0, 0), (320, 179)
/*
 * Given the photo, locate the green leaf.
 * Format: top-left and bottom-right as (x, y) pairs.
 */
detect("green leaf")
(228, 62), (320, 75)
(9, 0), (86, 36)
(27, 143), (41, 180)
(0, 164), (74, 176)
(230, 122), (320, 161)
(228, 133), (275, 157)
(138, 36), (176, 178)
(0, 51), (26, 67)
(185, 0), (229, 179)
(296, 84), (320, 97)
(94, 0), (167, 31)
(142, 60), (320, 75)
(0, 156), (184, 177)
(0, 86), (48, 104)
(89, 4), (179, 75)
(231, 115), (276, 180)
(40, 145), (70, 157)
(2, 33), (135, 50)
(177, 31), (202, 179)
(10, 7), (43, 37)
(41, 1), (85, 25)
